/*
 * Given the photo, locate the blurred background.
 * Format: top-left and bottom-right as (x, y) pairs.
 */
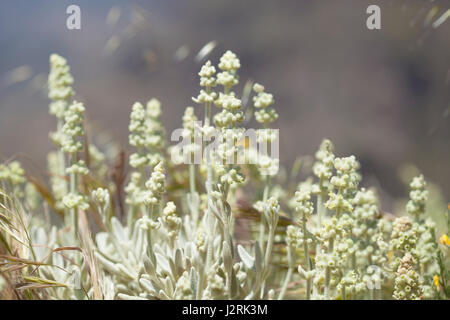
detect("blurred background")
(0, 0), (448, 212)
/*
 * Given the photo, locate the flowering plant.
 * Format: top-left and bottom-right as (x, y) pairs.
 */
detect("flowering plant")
(0, 51), (448, 300)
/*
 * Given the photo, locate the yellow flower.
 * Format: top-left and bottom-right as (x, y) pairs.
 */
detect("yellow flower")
(440, 234), (450, 246)
(433, 275), (440, 289)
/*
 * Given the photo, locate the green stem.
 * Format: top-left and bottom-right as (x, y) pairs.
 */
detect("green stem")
(69, 153), (78, 239)
(302, 212), (311, 300)
(278, 267), (294, 300)
(278, 246), (294, 300)
(351, 251), (356, 299)
(189, 164), (196, 195)
(257, 180), (271, 299)
(259, 180), (270, 252)
(201, 93), (214, 299)
(260, 224), (275, 298)
(224, 228), (234, 299)
(324, 237), (334, 299)
(317, 192), (324, 229)
(189, 163), (199, 228)
(324, 266), (331, 299)
(57, 119), (67, 198)
(127, 206), (136, 233)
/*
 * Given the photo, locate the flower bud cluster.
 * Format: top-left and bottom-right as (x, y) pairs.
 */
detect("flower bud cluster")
(351, 188), (386, 266)
(128, 100), (165, 169)
(324, 155), (360, 216)
(337, 270), (366, 298)
(61, 102), (86, 154)
(212, 54), (246, 193)
(180, 107), (201, 157)
(264, 197), (280, 227)
(295, 189), (314, 218)
(205, 266), (226, 299)
(214, 93), (244, 128)
(308, 146), (375, 299)
(162, 201), (181, 240)
(286, 225), (303, 248)
(406, 175), (427, 219)
(416, 219), (439, 272)
(175, 271), (194, 300)
(312, 139), (335, 186)
(145, 99), (166, 167)
(192, 61), (217, 104)
(0, 161), (25, 186)
(215, 50), (240, 93)
(331, 156), (360, 192)
(48, 54), (74, 119)
(390, 216), (418, 254)
(404, 175), (438, 298)
(250, 83), (279, 177)
(144, 162), (166, 206)
(393, 253), (424, 300)
(92, 187), (110, 216)
(253, 83), (278, 125)
(138, 214), (161, 231)
(61, 102), (89, 212)
(63, 193), (89, 211)
(0, 161), (26, 197)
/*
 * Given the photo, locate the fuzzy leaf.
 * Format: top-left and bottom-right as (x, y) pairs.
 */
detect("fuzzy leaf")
(116, 263), (137, 280)
(230, 269), (238, 298)
(223, 240), (232, 272)
(95, 252), (121, 276)
(237, 245), (255, 270)
(168, 256), (178, 279)
(139, 277), (156, 295)
(175, 249), (183, 269)
(143, 256), (156, 276)
(111, 217), (126, 244)
(117, 293), (148, 300)
(135, 227), (144, 259)
(190, 267), (197, 299)
(159, 290), (170, 300)
(156, 253), (171, 276)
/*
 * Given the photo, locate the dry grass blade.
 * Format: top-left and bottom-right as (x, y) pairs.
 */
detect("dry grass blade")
(111, 150), (126, 221)
(0, 255), (49, 266)
(234, 198), (298, 227)
(0, 220), (26, 248)
(16, 275), (68, 290)
(29, 246), (83, 275)
(78, 210), (104, 299)
(1, 263), (27, 273)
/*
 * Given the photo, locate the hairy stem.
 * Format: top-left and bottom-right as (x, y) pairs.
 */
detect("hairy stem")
(278, 246), (294, 300)
(201, 93), (214, 298)
(324, 237), (334, 299)
(302, 212), (311, 300)
(69, 153), (78, 239)
(259, 180), (270, 252)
